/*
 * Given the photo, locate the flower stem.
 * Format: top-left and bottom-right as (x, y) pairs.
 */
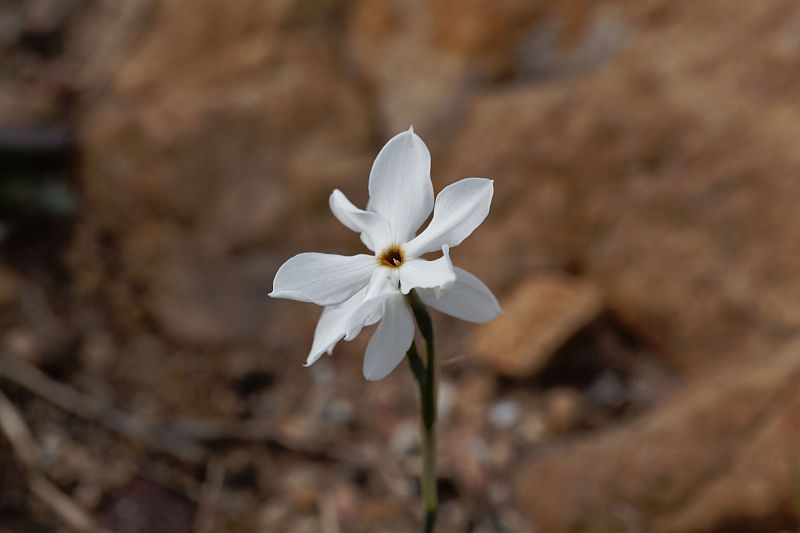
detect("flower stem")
(406, 290), (438, 533)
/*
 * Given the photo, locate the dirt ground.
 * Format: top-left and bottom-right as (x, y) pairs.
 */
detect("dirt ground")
(2, 1), (800, 532)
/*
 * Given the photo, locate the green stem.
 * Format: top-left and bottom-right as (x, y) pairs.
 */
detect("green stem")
(406, 290), (438, 533)
(406, 341), (426, 387)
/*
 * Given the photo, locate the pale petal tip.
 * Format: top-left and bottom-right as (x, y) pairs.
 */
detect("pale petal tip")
(267, 289), (290, 299)
(363, 368), (384, 381)
(408, 124), (415, 134)
(304, 349), (327, 367)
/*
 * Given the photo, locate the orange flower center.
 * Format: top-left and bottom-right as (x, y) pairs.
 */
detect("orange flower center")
(378, 246), (404, 268)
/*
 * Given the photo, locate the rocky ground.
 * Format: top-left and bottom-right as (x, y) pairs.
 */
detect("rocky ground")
(2, 0), (800, 531)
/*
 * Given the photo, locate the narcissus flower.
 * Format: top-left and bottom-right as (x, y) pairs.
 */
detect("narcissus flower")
(269, 127), (500, 380)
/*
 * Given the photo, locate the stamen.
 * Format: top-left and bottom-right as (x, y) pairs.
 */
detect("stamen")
(378, 245), (404, 268)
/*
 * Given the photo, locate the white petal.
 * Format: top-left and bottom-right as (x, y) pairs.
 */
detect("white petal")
(363, 294), (415, 381)
(343, 268), (397, 340)
(360, 232), (374, 250)
(418, 267), (501, 323)
(398, 245), (456, 295)
(304, 270), (399, 366)
(269, 253), (376, 306)
(368, 127), (434, 243)
(305, 288), (368, 366)
(404, 178), (493, 258)
(329, 189), (392, 252)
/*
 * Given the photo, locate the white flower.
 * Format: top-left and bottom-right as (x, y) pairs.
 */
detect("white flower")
(270, 127), (501, 380)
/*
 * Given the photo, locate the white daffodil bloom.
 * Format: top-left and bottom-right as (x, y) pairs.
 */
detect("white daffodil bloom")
(270, 127), (501, 380)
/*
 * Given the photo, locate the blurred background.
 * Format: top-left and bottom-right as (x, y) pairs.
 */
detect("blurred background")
(2, 0), (800, 531)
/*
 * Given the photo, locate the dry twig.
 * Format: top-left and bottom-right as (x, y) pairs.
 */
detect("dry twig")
(0, 390), (109, 533)
(0, 355), (205, 464)
(193, 458), (226, 533)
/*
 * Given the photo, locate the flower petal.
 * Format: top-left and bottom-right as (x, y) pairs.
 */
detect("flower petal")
(360, 232), (374, 251)
(329, 189), (392, 252)
(269, 252), (376, 306)
(343, 268), (397, 340)
(399, 245), (456, 295)
(363, 294), (415, 381)
(305, 287), (368, 366)
(368, 127), (434, 243)
(418, 267), (501, 323)
(404, 178), (493, 258)
(305, 269), (398, 366)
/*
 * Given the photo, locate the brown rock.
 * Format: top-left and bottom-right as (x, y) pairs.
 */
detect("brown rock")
(148, 251), (277, 346)
(72, 3), (374, 344)
(472, 275), (603, 377)
(513, 344), (800, 533)
(444, 0), (800, 375)
(346, 0), (554, 133)
(429, 0), (545, 59)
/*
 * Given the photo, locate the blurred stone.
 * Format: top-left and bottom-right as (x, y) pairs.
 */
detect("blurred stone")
(513, 344), (800, 533)
(285, 470), (318, 512)
(488, 399), (521, 429)
(389, 420), (418, 456)
(585, 370), (627, 409)
(319, 398), (354, 426)
(519, 412), (547, 444)
(347, 0), (474, 134)
(347, 0), (554, 134)
(472, 275), (603, 377)
(446, 0), (800, 375)
(441, 426), (491, 493)
(78, 31), (371, 223)
(149, 251), (277, 345)
(72, 7), (374, 346)
(429, 0), (545, 60)
(541, 387), (584, 434)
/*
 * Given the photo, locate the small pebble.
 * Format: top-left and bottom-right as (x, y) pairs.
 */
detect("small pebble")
(488, 399), (520, 429)
(321, 398), (354, 425)
(543, 387), (583, 434)
(389, 420), (418, 455)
